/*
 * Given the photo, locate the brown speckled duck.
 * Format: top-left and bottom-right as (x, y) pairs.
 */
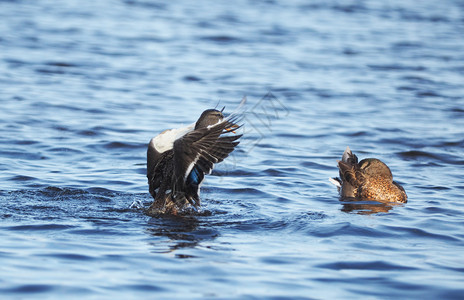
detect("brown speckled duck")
(330, 146), (407, 203)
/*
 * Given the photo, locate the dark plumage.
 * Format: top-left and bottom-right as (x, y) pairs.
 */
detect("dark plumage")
(330, 146), (407, 203)
(146, 108), (242, 215)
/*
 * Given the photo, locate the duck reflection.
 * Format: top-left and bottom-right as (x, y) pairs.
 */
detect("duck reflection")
(145, 212), (218, 257)
(340, 197), (402, 215)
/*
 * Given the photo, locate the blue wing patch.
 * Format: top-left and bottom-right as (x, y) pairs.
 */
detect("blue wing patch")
(186, 166), (202, 185)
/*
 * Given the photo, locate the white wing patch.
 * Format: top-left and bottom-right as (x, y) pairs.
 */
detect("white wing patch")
(184, 153), (200, 181)
(183, 150), (219, 182)
(151, 123), (195, 153)
(329, 177), (341, 187)
(208, 162), (215, 175)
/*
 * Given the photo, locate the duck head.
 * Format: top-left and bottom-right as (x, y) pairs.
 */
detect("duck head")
(359, 158), (393, 180)
(195, 109), (224, 130)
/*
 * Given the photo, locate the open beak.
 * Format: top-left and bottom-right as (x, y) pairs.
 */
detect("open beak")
(225, 124), (239, 134)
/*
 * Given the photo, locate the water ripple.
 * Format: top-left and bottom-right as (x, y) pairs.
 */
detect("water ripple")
(1, 0), (464, 298)
(316, 261), (417, 271)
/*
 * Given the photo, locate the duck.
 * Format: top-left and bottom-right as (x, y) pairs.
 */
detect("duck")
(330, 146), (407, 203)
(146, 107), (242, 215)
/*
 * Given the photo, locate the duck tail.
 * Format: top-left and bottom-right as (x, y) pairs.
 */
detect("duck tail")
(341, 146), (358, 165)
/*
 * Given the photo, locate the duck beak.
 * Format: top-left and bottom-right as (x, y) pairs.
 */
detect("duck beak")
(225, 124), (239, 134)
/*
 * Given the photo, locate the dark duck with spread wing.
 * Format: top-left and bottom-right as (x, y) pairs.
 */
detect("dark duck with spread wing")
(330, 146), (407, 203)
(146, 107), (242, 215)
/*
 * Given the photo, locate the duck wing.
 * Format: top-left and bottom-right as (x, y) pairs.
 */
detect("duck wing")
(338, 148), (363, 188)
(172, 117), (242, 207)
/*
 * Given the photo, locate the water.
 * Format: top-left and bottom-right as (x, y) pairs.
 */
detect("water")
(1, 0), (464, 298)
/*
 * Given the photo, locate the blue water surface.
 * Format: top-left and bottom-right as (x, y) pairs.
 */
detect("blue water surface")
(1, 0), (464, 299)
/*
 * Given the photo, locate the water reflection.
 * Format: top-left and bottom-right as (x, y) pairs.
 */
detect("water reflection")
(340, 198), (402, 215)
(146, 213), (218, 257)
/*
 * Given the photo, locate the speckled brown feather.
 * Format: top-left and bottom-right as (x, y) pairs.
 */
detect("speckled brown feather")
(358, 176), (407, 203)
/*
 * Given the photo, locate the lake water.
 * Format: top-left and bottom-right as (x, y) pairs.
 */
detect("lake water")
(1, 0), (464, 299)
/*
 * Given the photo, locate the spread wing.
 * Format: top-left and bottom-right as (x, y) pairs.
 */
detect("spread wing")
(172, 117), (242, 207)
